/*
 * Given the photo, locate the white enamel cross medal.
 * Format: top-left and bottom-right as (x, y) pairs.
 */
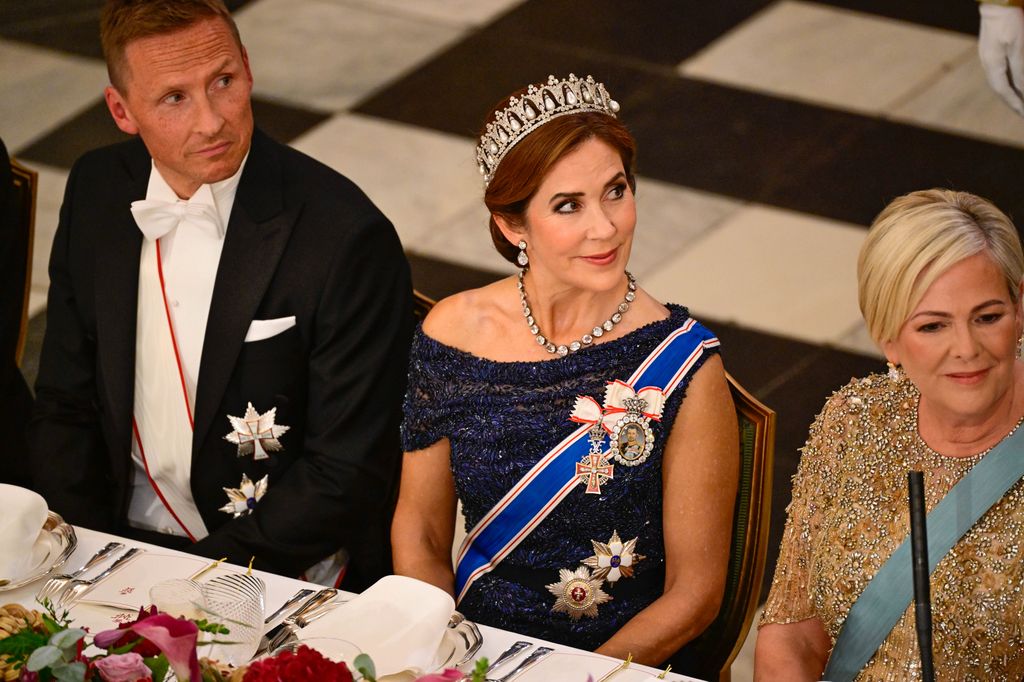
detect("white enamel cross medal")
(223, 402), (290, 461)
(582, 530), (644, 584)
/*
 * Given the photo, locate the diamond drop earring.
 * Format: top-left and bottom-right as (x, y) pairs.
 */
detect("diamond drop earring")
(517, 240), (529, 267)
(887, 361), (903, 384)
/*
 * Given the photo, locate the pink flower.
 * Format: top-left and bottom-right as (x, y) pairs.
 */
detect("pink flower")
(94, 652), (153, 682)
(414, 670), (464, 681)
(129, 614), (200, 682)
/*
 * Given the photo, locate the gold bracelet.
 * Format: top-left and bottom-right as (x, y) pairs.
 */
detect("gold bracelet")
(980, 0), (1024, 7)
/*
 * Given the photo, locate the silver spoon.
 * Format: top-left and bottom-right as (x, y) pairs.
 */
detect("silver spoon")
(486, 646), (553, 682)
(483, 641), (531, 675)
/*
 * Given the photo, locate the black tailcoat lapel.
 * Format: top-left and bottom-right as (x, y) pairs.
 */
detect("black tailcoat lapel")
(94, 143), (148, 466)
(192, 130), (297, 454)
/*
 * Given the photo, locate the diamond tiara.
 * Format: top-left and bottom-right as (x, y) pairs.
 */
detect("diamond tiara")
(475, 74), (620, 188)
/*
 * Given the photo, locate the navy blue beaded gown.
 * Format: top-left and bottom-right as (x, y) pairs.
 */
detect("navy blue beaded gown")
(401, 304), (719, 651)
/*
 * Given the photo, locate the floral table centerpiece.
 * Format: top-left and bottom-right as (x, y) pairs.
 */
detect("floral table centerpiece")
(0, 602), (486, 682)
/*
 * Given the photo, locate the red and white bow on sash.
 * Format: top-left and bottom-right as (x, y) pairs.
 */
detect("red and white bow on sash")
(569, 380), (666, 432)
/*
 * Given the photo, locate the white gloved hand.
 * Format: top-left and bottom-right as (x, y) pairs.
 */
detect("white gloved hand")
(979, 4), (1024, 116)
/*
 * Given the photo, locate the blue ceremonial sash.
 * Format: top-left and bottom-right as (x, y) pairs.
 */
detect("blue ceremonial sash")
(823, 424), (1024, 681)
(453, 318), (720, 603)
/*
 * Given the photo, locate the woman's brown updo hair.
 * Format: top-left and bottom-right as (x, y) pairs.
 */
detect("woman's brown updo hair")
(482, 85), (638, 265)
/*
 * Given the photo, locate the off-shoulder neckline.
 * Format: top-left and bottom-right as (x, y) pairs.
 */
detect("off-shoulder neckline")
(414, 303), (692, 368)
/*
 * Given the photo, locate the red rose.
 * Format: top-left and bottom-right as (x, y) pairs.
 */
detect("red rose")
(243, 645), (353, 682)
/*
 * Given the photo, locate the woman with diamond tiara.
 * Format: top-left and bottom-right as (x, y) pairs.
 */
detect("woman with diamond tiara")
(391, 74), (739, 667)
(756, 190), (1024, 680)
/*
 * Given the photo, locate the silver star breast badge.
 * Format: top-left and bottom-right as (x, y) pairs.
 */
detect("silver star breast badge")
(220, 473), (269, 518)
(582, 530), (644, 583)
(545, 566), (612, 620)
(223, 402), (290, 461)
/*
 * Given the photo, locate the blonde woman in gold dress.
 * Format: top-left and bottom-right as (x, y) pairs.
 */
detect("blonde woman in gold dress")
(756, 189), (1024, 681)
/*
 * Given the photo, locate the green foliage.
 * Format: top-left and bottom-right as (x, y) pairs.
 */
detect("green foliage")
(353, 652), (377, 681)
(144, 653), (170, 682)
(109, 637), (145, 655)
(16, 615), (87, 680)
(37, 598), (72, 631)
(468, 657), (490, 682)
(0, 627), (50, 659)
(50, 661), (86, 682)
(49, 629), (86, 650)
(26, 645), (62, 671)
(194, 619), (231, 635)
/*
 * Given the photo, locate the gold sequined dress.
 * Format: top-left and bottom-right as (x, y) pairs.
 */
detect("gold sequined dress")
(760, 373), (1024, 681)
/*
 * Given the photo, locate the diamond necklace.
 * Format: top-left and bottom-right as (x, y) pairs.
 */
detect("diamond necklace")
(517, 269), (637, 357)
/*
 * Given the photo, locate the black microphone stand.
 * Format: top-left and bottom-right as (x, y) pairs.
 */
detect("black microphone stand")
(908, 471), (935, 682)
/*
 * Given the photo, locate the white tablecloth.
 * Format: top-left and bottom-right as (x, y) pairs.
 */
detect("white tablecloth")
(2, 526), (699, 681)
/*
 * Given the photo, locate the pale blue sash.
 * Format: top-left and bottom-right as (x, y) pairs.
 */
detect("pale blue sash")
(823, 424), (1024, 681)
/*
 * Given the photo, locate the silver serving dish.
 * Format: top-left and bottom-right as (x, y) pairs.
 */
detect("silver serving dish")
(430, 612), (483, 671)
(0, 511), (77, 591)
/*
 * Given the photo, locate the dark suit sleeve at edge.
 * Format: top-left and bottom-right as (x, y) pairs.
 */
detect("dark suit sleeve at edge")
(190, 212), (414, 579)
(27, 159), (116, 530)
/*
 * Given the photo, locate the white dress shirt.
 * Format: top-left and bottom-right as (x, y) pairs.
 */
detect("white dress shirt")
(128, 156), (248, 535)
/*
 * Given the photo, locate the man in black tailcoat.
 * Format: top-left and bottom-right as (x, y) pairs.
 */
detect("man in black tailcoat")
(28, 0), (413, 590)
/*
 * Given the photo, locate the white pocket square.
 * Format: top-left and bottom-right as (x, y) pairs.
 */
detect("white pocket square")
(244, 316), (296, 342)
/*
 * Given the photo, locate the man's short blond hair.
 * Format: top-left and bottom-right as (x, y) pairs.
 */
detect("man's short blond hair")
(858, 188), (1023, 346)
(100, 0), (242, 91)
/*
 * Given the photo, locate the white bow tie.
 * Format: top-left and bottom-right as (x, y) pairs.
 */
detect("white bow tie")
(131, 198), (224, 241)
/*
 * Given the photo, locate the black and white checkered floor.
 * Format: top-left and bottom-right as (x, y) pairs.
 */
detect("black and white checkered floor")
(6, 2), (1023, 676)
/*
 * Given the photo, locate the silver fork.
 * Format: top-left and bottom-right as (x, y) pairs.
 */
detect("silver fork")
(35, 541), (124, 605)
(477, 638), (528, 675)
(54, 547), (145, 608)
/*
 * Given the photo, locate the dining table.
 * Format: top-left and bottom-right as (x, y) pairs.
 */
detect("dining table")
(3, 525), (700, 682)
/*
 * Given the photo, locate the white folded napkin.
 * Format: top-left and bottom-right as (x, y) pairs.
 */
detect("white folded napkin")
(300, 575), (454, 676)
(0, 484), (48, 581)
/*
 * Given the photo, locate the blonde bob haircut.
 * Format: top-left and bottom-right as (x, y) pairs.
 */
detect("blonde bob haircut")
(858, 188), (1024, 346)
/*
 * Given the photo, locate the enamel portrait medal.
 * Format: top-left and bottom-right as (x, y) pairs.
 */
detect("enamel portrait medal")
(604, 382), (664, 467)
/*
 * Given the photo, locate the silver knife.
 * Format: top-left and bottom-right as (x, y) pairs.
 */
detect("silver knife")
(256, 588), (337, 655)
(488, 646), (553, 682)
(264, 588), (315, 625)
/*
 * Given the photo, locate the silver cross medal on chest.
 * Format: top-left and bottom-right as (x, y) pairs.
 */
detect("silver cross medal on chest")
(575, 423), (614, 495)
(223, 402), (290, 461)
